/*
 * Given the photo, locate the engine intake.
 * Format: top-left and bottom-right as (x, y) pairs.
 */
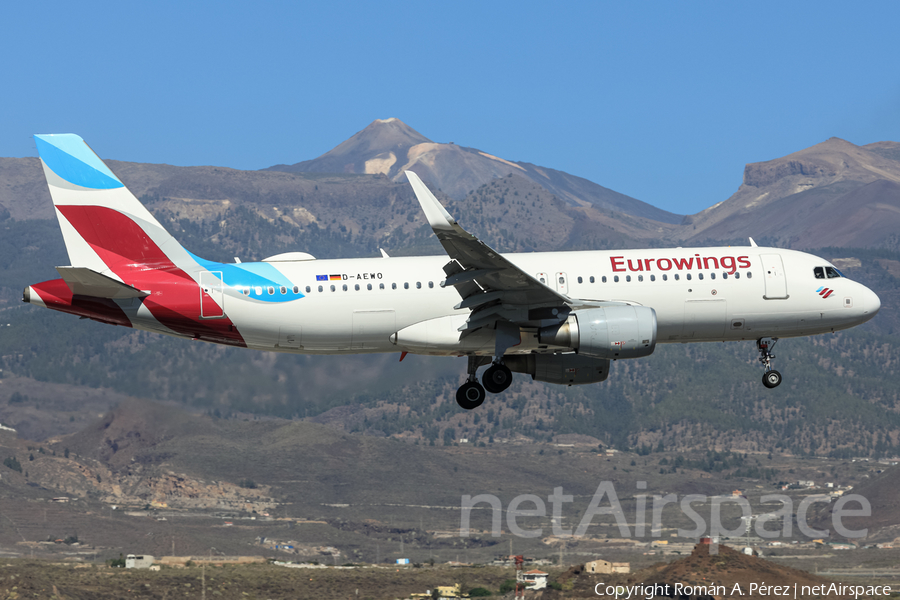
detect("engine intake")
(538, 305), (657, 359)
(504, 354), (610, 385)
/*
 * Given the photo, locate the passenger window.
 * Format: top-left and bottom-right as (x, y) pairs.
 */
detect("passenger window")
(242, 287), (250, 295)
(293, 285), (299, 294)
(404, 282), (409, 289)
(710, 273), (715, 280)
(305, 286), (311, 293)
(342, 284), (348, 291)
(674, 274), (680, 281)
(428, 281), (434, 288)
(638, 275), (643, 282)
(686, 274), (692, 281)
(416, 282), (422, 289)
(379, 283), (385, 290)
(267, 286), (275, 295)
(589, 276), (595, 283)
(734, 272), (740, 279)
(318, 285), (323, 292)
(367, 283), (372, 291)
(662, 274), (667, 281)
(650, 274), (655, 282)
(722, 273), (727, 280)
(626, 275), (631, 282)
(558, 276), (565, 284)
(747, 272), (753, 279)
(602, 276), (607, 283)
(280, 286), (287, 294)
(825, 267), (842, 278)
(355, 284), (360, 291)
(814, 267), (825, 279)
(577, 276), (583, 284)
(392, 283), (397, 290)
(698, 273), (704, 280)
(614, 276), (619, 283)
(330, 285), (336, 292)
(539, 277), (546, 284)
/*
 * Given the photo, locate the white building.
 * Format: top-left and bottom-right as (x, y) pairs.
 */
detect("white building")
(523, 570), (548, 590)
(125, 554), (155, 569)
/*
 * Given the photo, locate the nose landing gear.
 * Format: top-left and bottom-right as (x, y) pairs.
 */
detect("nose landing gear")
(757, 337), (782, 389)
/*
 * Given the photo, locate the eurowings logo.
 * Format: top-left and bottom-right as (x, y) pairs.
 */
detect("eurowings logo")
(816, 286), (835, 299)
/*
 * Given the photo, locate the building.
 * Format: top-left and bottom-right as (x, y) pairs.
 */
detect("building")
(435, 584), (464, 599)
(586, 559), (613, 573)
(585, 559), (630, 574)
(523, 570), (548, 590)
(125, 554), (155, 569)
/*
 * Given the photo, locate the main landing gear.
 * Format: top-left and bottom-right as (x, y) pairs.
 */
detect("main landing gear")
(757, 337), (782, 389)
(455, 356), (513, 410)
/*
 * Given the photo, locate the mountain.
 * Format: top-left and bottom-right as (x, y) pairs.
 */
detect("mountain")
(0, 157), (54, 221)
(635, 543), (850, 598)
(681, 138), (900, 249)
(266, 119), (684, 224)
(810, 466), (900, 543)
(270, 118), (431, 176)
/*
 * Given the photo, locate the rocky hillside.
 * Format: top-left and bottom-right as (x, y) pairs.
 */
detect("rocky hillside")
(682, 138), (900, 249)
(266, 118), (682, 223)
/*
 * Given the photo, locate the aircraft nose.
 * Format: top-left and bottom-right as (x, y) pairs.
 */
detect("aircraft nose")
(860, 285), (881, 319)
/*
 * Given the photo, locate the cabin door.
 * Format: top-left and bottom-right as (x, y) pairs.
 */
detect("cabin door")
(199, 271), (225, 318)
(760, 254), (789, 299)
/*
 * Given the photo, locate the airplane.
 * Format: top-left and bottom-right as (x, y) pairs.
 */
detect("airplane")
(23, 134), (881, 409)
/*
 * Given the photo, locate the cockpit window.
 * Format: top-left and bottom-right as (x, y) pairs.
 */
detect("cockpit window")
(814, 267), (825, 279)
(825, 266), (842, 279)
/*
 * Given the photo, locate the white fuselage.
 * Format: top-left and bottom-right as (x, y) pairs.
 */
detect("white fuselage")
(123, 246), (879, 356)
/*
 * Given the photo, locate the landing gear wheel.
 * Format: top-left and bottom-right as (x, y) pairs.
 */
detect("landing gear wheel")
(762, 370), (782, 389)
(756, 337), (782, 389)
(456, 381), (486, 410)
(482, 364), (513, 394)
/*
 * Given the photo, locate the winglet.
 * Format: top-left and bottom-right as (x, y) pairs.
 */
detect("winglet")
(749, 237), (758, 247)
(405, 171), (457, 231)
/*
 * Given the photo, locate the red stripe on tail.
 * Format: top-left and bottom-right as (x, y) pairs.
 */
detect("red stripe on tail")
(56, 205), (246, 347)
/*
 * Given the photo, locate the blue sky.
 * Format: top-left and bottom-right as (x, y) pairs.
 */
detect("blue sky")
(2, 1), (899, 215)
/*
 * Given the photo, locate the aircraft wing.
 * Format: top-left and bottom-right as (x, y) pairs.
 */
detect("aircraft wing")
(406, 171), (570, 335)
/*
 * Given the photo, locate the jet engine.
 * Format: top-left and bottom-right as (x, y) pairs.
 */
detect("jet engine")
(538, 305), (657, 359)
(504, 354), (610, 385)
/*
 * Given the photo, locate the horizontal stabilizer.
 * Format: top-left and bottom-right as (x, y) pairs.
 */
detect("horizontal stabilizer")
(56, 267), (150, 299)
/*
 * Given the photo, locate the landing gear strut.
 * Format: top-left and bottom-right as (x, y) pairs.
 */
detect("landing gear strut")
(456, 356), (488, 410)
(757, 337), (782, 389)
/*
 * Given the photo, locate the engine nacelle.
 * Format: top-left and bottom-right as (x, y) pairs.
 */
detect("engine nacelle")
(504, 354), (610, 385)
(538, 305), (657, 359)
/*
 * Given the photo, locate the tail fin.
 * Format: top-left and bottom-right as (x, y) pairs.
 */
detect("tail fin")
(34, 134), (187, 274)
